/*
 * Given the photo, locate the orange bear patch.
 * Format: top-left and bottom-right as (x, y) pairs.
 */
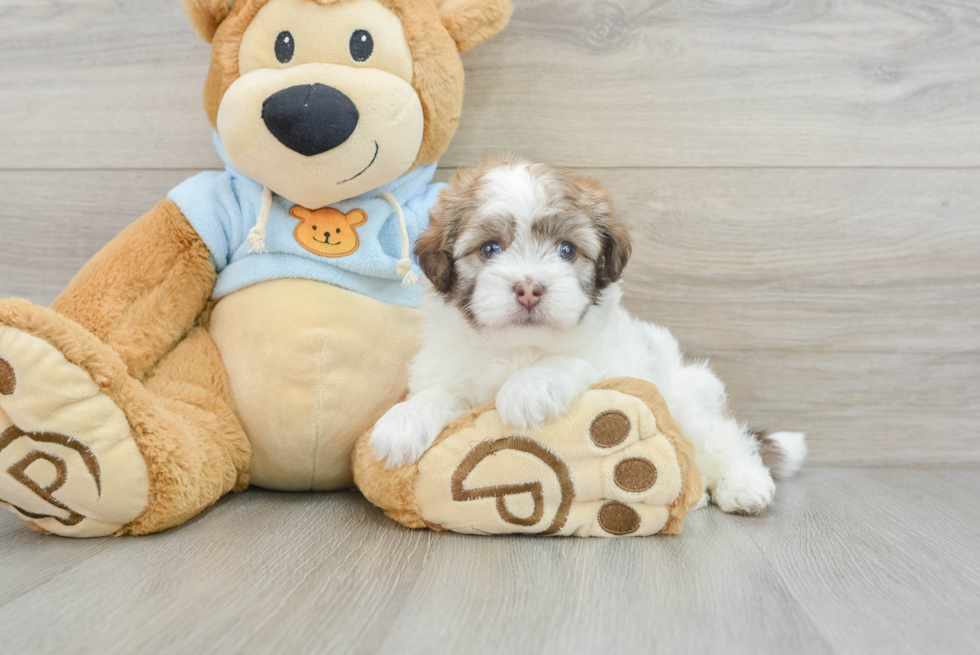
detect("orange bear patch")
(289, 206), (367, 258)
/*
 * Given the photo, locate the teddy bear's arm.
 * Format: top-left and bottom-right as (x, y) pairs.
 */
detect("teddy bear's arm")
(50, 199), (216, 380)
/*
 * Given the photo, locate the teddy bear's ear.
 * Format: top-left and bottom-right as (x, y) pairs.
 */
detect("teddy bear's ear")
(346, 209), (368, 228)
(182, 0), (234, 43)
(435, 0), (513, 53)
(289, 206), (311, 220)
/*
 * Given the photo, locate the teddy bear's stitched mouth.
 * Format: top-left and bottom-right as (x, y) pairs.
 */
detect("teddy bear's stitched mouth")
(312, 235), (338, 245)
(338, 141), (379, 184)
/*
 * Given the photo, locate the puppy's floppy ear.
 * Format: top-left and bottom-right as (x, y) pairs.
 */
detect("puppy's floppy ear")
(415, 204), (456, 294)
(598, 216), (632, 286)
(182, 0), (233, 43)
(435, 0), (514, 52)
(576, 176), (632, 288)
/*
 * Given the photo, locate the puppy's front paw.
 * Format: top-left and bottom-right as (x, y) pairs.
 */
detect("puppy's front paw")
(370, 402), (441, 468)
(712, 465), (776, 515)
(495, 378), (572, 430)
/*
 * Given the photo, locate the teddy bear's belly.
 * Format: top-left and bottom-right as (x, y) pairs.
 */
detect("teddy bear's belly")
(208, 279), (420, 491)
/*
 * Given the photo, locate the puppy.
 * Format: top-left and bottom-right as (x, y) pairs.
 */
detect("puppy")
(371, 156), (806, 514)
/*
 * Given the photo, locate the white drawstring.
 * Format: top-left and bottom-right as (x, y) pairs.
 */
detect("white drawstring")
(247, 186), (273, 253)
(381, 192), (419, 286)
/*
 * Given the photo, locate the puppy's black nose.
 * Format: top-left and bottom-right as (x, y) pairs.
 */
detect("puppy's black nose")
(261, 84), (359, 156)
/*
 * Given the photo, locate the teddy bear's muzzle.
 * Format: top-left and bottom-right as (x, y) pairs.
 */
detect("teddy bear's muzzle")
(261, 83), (359, 157)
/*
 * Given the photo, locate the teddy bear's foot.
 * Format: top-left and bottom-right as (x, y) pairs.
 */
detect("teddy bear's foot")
(0, 314), (149, 537)
(419, 392), (684, 536)
(355, 378), (703, 537)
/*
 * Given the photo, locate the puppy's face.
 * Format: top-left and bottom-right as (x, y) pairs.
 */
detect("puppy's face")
(417, 157), (631, 335)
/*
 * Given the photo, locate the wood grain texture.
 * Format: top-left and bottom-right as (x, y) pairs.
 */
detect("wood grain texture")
(742, 468), (980, 655)
(3, 0), (980, 169)
(605, 167), (980, 466)
(3, 168), (977, 465)
(0, 468), (978, 654)
(0, 170), (191, 302)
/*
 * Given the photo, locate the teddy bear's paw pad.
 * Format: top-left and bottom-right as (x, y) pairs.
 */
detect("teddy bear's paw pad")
(414, 388), (684, 537)
(0, 357), (15, 396)
(0, 327), (149, 537)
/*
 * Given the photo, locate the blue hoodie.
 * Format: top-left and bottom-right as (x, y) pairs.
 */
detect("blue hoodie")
(167, 134), (442, 308)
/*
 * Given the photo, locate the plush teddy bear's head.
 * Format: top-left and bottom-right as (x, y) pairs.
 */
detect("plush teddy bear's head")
(289, 206), (367, 256)
(183, 0), (511, 209)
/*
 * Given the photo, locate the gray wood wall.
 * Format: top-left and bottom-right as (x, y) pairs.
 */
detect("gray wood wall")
(1, 0), (977, 466)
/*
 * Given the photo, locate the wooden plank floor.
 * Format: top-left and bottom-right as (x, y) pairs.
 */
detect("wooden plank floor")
(1, 467), (978, 655)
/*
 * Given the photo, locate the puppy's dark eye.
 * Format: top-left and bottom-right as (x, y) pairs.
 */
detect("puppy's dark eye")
(480, 241), (503, 260)
(349, 29), (374, 62)
(557, 241), (577, 261)
(275, 31), (295, 64)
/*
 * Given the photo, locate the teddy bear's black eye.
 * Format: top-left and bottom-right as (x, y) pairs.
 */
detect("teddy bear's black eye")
(275, 31), (295, 64)
(557, 241), (577, 261)
(349, 30), (374, 62)
(480, 241), (503, 260)
(336, 228), (342, 233)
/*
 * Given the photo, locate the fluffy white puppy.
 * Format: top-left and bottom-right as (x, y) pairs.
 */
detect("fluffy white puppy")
(371, 156), (806, 514)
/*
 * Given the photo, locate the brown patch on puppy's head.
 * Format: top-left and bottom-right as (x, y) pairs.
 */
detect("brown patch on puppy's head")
(415, 156), (517, 305)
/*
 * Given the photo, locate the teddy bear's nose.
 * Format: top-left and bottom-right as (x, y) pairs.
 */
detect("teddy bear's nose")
(261, 83), (359, 157)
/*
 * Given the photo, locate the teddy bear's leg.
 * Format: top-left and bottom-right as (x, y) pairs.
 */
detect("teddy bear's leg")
(0, 302), (248, 536)
(50, 199), (216, 381)
(0, 201), (246, 536)
(127, 326), (250, 535)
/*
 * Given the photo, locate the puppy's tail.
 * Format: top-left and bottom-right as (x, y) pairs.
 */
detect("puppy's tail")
(753, 430), (807, 479)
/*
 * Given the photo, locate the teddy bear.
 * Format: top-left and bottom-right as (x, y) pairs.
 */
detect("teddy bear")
(0, 0), (513, 537)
